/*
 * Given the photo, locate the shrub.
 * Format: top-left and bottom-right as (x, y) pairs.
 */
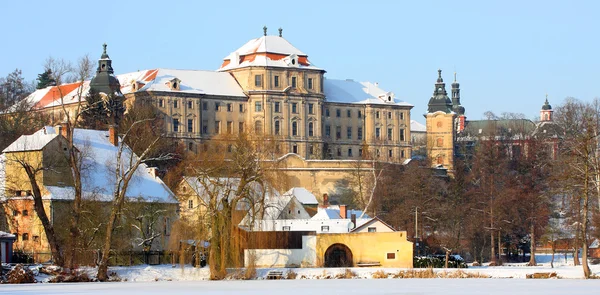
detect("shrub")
(5, 264), (36, 284)
(393, 269), (436, 278)
(335, 269), (357, 279)
(285, 270), (298, 280)
(372, 270), (389, 279)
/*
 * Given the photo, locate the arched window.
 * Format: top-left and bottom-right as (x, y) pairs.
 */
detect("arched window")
(292, 121), (298, 136)
(254, 120), (263, 134)
(22, 233), (29, 241)
(308, 122), (314, 137)
(437, 138), (443, 147)
(274, 120), (280, 135)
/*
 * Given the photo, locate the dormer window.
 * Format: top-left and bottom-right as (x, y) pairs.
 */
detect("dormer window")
(285, 54), (299, 67)
(167, 78), (181, 91)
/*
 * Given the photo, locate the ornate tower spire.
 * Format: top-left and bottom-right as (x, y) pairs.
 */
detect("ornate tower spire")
(427, 69), (452, 113)
(451, 72), (464, 115)
(263, 26), (267, 36)
(540, 94), (553, 122)
(89, 43), (121, 96)
(278, 27), (283, 37)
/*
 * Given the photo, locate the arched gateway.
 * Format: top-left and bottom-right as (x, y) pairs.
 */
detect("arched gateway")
(324, 243), (353, 267)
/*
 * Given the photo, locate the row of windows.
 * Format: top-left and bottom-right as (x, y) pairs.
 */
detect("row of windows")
(173, 119), (245, 134)
(159, 99), (245, 113)
(324, 126), (405, 141)
(255, 75), (314, 90)
(274, 121), (315, 137)
(272, 102), (316, 114)
(331, 148), (406, 159)
(324, 108), (405, 120)
(13, 233), (38, 241)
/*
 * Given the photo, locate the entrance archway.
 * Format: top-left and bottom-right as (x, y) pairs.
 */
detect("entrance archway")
(324, 243), (353, 267)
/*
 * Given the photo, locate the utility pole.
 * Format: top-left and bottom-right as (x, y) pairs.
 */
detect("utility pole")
(415, 207), (419, 256)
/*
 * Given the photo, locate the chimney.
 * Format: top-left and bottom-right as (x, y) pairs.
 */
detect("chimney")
(147, 167), (158, 178)
(58, 121), (69, 139)
(351, 213), (356, 229)
(109, 125), (118, 146)
(340, 204), (347, 219)
(323, 193), (329, 206)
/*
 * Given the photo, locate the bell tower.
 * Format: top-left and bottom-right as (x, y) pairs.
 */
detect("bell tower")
(89, 43), (122, 96)
(451, 72), (466, 132)
(425, 69), (456, 171)
(540, 95), (553, 122)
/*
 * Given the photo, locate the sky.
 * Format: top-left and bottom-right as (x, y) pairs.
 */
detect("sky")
(1, 0), (598, 124)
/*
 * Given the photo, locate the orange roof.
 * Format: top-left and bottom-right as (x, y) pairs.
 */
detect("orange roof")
(35, 82), (83, 108)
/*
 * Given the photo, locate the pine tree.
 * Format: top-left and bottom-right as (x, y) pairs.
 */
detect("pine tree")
(36, 69), (56, 89)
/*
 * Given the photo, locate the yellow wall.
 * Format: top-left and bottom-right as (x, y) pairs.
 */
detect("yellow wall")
(316, 231), (413, 268)
(425, 112), (456, 171)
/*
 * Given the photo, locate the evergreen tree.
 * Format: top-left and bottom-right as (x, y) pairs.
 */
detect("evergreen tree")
(80, 90), (125, 129)
(0, 69), (32, 109)
(36, 69), (56, 89)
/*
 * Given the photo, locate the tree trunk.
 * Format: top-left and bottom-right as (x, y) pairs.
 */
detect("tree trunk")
(444, 250), (450, 269)
(97, 201), (120, 281)
(24, 165), (64, 266)
(582, 171), (591, 278)
(497, 230), (502, 265)
(551, 240), (555, 269)
(490, 230), (497, 266)
(67, 156), (82, 270)
(527, 223), (536, 266)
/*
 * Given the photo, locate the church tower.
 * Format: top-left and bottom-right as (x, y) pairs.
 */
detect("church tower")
(451, 72), (466, 132)
(425, 69), (456, 171)
(540, 95), (553, 122)
(89, 43), (122, 96)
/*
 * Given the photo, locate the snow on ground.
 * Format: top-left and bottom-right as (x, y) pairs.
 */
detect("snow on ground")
(3, 279), (600, 295)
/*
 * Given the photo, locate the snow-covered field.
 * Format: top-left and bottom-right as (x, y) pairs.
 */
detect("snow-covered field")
(3, 254), (600, 294)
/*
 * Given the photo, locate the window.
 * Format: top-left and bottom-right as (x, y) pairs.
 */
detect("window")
(227, 103), (232, 112)
(173, 119), (179, 132)
(376, 111), (380, 119)
(388, 112), (392, 119)
(188, 142), (193, 151)
(400, 129), (405, 141)
(188, 199), (193, 209)
(401, 150), (405, 158)
(368, 227), (376, 233)
(437, 138), (443, 147)
(291, 76), (297, 88)
(32, 235), (39, 242)
(347, 127), (352, 139)
(227, 144), (233, 152)
(308, 103), (314, 114)
(282, 226), (291, 231)
(254, 74), (262, 87)
(292, 145), (298, 154)
(325, 108), (330, 117)
(308, 122), (314, 137)
(358, 127), (363, 140)
(348, 148), (353, 157)
(202, 121), (208, 134)
(388, 149), (393, 158)
(274, 102), (280, 113)
(321, 226), (329, 232)
(292, 121), (298, 136)
(292, 103), (298, 114)
(375, 127), (380, 139)
(387, 253), (396, 259)
(376, 149), (380, 157)
(325, 125), (331, 137)
(187, 119), (193, 133)
(215, 121), (220, 134)
(336, 126), (341, 139)
(274, 120), (281, 135)
(239, 104), (244, 112)
(358, 110), (362, 118)
(255, 101), (262, 112)
(173, 100), (179, 109)
(359, 148), (363, 156)
(347, 110), (351, 117)
(22, 210), (28, 216)
(337, 148), (341, 157)
(202, 102), (208, 110)
(308, 78), (313, 89)
(227, 121), (232, 134)
(274, 75), (280, 87)
(22, 233), (29, 241)
(188, 100), (193, 109)
(400, 112), (404, 120)
(239, 122), (244, 133)
(309, 145), (314, 155)
(254, 121), (262, 134)
(215, 102), (220, 111)
(159, 99), (164, 108)
(336, 109), (341, 117)
(387, 128), (393, 140)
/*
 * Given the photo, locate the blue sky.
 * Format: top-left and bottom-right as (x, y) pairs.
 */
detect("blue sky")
(1, 0), (598, 123)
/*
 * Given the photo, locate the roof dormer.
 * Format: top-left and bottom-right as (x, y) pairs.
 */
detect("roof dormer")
(166, 77), (181, 91)
(379, 91), (395, 103)
(284, 54), (299, 68)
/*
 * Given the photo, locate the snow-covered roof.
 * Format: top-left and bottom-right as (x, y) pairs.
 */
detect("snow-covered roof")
(323, 78), (413, 107)
(2, 127), (176, 203)
(0, 231), (16, 239)
(17, 68), (247, 111)
(411, 120), (426, 132)
(2, 127), (59, 153)
(282, 187), (318, 205)
(311, 205), (369, 220)
(137, 69), (246, 97)
(351, 216), (396, 232)
(228, 35), (306, 56)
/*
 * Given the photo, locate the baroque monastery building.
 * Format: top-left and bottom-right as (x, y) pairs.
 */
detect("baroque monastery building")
(24, 28), (414, 163)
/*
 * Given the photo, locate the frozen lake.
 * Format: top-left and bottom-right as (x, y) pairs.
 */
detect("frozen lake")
(2, 279), (600, 295)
